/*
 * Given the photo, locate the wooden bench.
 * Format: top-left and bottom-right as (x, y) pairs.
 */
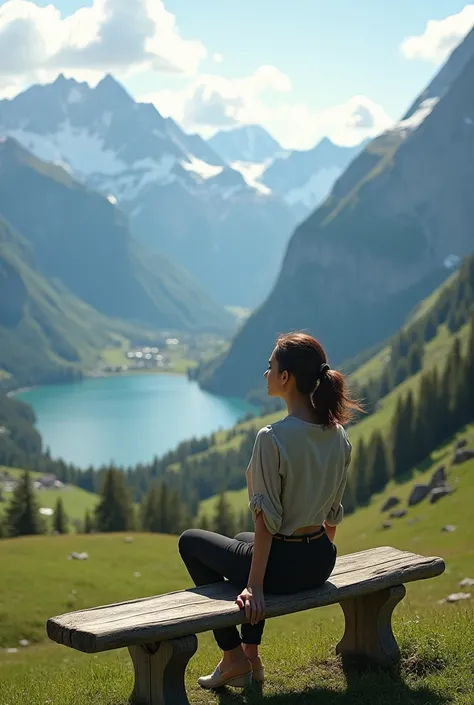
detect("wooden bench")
(47, 546), (445, 705)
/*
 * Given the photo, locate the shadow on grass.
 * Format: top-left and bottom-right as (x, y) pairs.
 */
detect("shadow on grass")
(213, 658), (451, 705)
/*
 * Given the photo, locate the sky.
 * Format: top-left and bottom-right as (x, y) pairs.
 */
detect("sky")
(0, 0), (473, 149)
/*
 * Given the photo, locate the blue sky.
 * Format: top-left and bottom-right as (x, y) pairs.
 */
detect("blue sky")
(0, 1), (473, 148)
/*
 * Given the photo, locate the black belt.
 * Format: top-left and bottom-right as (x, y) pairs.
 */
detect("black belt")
(273, 526), (326, 543)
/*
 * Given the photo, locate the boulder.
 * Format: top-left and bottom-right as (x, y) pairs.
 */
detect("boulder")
(430, 485), (454, 504)
(408, 484), (431, 506)
(459, 578), (474, 587)
(456, 438), (468, 449)
(441, 524), (456, 532)
(381, 496), (400, 513)
(439, 592), (471, 604)
(429, 466), (446, 489)
(453, 448), (474, 465)
(382, 521), (392, 530)
(68, 551), (89, 561)
(389, 509), (407, 518)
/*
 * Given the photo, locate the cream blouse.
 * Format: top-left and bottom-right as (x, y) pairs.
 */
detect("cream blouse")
(246, 415), (352, 535)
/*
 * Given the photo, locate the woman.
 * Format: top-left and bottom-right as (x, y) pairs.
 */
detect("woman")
(178, 332), (360, 689)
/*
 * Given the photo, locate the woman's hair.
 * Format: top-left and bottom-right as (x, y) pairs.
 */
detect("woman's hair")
(273, 332), (363, 426)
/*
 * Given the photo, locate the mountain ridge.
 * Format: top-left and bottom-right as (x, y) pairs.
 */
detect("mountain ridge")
(0, 76), (296, 307)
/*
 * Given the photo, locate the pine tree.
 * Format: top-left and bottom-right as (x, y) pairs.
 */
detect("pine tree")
(141, 486), (161, 532)
(168, 489), (185, 534)
(367, 431), (390, 495)
(422, 314), (438, 342)
(413, 373), (436, 466)
(6, 471), (42, 537)
(448, 337), (465, 431)
(83, 509), (93, 534)
(199, 513), (210, 531)
(353, 439), (369, 506)
(53, 497), (68, 534)
(407, 342), (423, 376)
(391, 391), (415, 479)
(212, 490), (236, 537)
(95, 468), (133, 532)
(159, 482), (170, 533)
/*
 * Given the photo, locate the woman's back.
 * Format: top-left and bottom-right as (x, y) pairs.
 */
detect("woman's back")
(246, 415), (352, 536)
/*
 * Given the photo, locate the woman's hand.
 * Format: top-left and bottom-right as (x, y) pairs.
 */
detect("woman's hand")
(236, 585), (266, 625)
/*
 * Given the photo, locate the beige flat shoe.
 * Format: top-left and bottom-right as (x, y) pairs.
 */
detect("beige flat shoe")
(197, 659), (252, 690)
(250, 655), (265, 683)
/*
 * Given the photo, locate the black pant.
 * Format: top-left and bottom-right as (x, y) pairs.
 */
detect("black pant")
(178, 527), (337, 651)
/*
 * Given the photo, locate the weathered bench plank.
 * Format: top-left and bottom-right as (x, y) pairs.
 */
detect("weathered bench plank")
(47, 546), (444, 654)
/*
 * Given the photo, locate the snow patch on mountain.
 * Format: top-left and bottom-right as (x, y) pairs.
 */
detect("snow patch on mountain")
(181, 156), (224, 179)
(283, 166), (342, 209)
(393, 97), (440, 136)
(230, 161), (272, 195)
(7, 125), (124, 177)
(99, 155), (177, 201)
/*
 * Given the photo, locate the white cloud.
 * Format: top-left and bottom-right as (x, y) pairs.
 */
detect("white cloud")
(140, 69), (392, 150)
(401, 5), (474, 63)
(212, 53), (223, 64)
(0, 0), (205, 89)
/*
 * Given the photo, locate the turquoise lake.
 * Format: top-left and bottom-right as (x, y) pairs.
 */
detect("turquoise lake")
(17, 374), (257, 468)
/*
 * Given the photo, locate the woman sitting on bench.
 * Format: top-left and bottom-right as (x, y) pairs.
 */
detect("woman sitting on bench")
(178, 331), (360, 689)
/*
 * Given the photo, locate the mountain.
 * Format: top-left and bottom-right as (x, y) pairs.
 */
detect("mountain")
(0, 138), (233, 336)
(0, 213), (133, 388)
(0, 76), (297, 307)
(196, 30), (474, 399)
(207, 125), (285, 163)
(260, 137), (369, 218)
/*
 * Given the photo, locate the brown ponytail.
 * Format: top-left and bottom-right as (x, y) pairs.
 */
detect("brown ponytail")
(274, 332), (363, 426)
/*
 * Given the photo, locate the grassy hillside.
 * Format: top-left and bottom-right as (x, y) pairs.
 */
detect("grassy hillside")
(0, 467), (98, 525)
(0, 425), (473, 704)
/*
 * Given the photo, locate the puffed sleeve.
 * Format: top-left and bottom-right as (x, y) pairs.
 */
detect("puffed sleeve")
(326, 431), (352, 527)
(246, 426), (282, 534)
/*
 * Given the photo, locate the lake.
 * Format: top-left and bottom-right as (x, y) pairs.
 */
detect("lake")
(17, 374), (257, 468)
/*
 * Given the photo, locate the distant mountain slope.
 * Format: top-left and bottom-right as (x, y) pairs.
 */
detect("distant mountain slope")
(208, 125), (284, 163)
(198, 31), (474, 398)
(0, 215), (126, 388)
(0, 138), (233, 334)
(0, 76), (296, 307)
(261, 137), (368, 217)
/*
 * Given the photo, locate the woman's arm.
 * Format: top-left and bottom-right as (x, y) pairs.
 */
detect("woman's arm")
(248, 512), (273, 586)
(236, 512), (272, 624)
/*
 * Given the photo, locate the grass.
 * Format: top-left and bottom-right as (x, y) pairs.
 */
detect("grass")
(1, 426), (473, 703)
(0, 466), (98, 525)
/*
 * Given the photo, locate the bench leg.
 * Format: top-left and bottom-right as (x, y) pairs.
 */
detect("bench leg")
(336, 585), (406, 666)
(128, 634), (198, 705)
